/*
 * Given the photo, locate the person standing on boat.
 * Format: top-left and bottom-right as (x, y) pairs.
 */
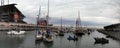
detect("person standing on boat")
(38, 30), (41, 35)
(46, 29), (51, 38)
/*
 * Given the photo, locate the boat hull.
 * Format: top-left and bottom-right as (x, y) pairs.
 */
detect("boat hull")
(7, 31), (25, 35)
(43, 35), (53, 43)
(35, 35), (43, 41)
(74, 32), (84, 36)
(94, 38), (109, 44)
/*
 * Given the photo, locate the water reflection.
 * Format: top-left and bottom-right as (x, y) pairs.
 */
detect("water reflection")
(7, 35), (24, 38)
(0, 35), (24, 48)
(35, 41), (53, 48)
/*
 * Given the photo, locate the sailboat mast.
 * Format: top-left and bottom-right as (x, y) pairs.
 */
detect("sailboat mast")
(37, 6), (41, 25)
(46, 0), (49, 25)
(61, 16), (62, 30)
(37, 5), (41, 29)
(8, 0), (9, 4)
(1, 0), (4, 6)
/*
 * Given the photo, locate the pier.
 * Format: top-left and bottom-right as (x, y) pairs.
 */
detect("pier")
(0, 22), (52, 31)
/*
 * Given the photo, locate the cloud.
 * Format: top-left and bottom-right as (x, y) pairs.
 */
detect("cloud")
(50, 17), (109, 26)
(4, 0), (120, 27)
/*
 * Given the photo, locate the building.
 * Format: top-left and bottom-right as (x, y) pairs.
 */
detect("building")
(104, 23), (120, 32)
(38, 18), (47, 26)
(0, 4), (26, 23)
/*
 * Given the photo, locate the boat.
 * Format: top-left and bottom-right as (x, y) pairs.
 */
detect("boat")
(67, 35), (78, 41)
(54, 30), (59, 36)
(67, 35), (73, 40)
(106, 35), (113, 38)
(58, 16), (64, 36)
(35, 30), (43, 41)
(43, 29), (53, 42)
(35, 5), (43, 41)
(94, 37), (109, 44)
(74, 10), (84, 36)
(7, 30), (25, 35)
(59, 30), (64, 36)
(73, 35), (78, 41)
(74, 30), (84, 36)
(43, 0), (53, 42)
(7, 11), (26, 35)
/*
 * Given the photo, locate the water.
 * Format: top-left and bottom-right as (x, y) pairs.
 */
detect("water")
(0, 31), (120, 48)
(0, 31), (35, 48)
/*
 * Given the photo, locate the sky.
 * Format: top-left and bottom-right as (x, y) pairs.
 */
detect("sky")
(3, 0), (120, 27)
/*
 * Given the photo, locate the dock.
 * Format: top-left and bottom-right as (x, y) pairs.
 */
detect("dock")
(0, 22), (52, 31)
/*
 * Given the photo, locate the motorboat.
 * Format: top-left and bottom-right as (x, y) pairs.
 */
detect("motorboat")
(94, 37), (109, 44)
(67, 35), (78, 41)
(7, 30), (25, 35)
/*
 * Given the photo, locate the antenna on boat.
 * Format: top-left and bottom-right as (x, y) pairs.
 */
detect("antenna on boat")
(61, 16), (62, 31)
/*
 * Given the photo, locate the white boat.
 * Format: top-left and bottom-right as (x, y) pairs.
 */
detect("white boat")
(7, 30), (25, 35)
(7, 11), (25, 35)
(44, 35), (53, 42)
(43, 0), (53, 43)
(36, 30), (43, 41)
(54, 30), (59, 36)
(35, 5), (44, 41)
(43, 29), (53, 42)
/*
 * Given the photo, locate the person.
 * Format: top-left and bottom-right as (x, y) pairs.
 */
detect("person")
(68, 35), (73, 40)
(73, 35), (78, 41)
(38, 30), (41, 35)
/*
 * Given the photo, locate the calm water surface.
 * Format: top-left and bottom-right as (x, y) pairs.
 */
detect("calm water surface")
(0, 31), (120, 48)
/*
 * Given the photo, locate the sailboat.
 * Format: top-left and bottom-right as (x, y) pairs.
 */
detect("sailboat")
(7, 12), (25, 35)
(58, 16), (64, 36)
(74, 11), (84, 36)
(43, 0), (53, 42)
(43, 29), (53, 42)
(35, 6), (43, 41)
(35, 30), (43, 41)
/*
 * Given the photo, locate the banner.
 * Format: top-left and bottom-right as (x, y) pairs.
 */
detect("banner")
(14, 12), (19, 22)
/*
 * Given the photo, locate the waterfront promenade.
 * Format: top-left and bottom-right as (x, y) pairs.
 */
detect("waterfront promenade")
(0, 22), (63, 31)
(97, 29), (120, 40)
(0, 22), (37, 31)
